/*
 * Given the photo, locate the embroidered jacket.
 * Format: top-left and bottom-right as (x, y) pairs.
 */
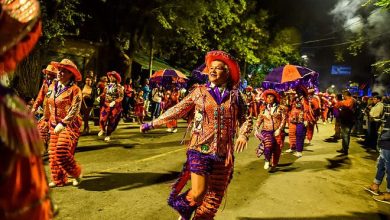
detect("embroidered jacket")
(101, 83), (124, 104)
(31, 79), (53, 113)
(44, 80), (82, 127)
(256, 103), (287, 132)
(152, 84), (253, 165)
(289, 97), (310, 124)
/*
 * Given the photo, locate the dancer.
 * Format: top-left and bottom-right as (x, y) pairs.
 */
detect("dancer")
(285, 87), (310, 157)
(255, 89), (287, 172)
(32, 64), (59, 150)
(306, 88), (320, 145)
(45, 59), (83, 187)
(98, 71), (124, 141)
(0, 0), (54, 218)
(140, 50), (252, 219)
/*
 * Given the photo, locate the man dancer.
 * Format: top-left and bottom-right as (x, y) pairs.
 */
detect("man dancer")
(140, 51), (252, 219)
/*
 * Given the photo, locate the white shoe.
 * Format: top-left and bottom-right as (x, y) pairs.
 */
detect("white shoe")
(72, 173), (83, 186)
(172, 128), (178, 133)
(285, 149), (294, 153)
(49, 182), (57, 188)
(264, 161), (270, 169)
(167, 128), (172, 132)
(104, 136), (111, 142)
(98, 130), (104, 137)
(293, 152), (302, 157)
(323, 122), (327, 125)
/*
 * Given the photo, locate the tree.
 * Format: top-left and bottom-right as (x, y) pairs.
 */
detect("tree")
(13, 0), (85, 98)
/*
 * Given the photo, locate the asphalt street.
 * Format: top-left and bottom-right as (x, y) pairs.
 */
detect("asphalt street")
(46, 120), (390, 220)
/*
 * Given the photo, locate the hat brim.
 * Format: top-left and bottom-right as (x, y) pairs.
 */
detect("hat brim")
(42, 69), (58, 75)
(262, 90), (281, 103)
(51, 62), (82, 82)
(205, 51), (240, 86)
(0, 21), (42, 75)
(107, 72), (121, 83)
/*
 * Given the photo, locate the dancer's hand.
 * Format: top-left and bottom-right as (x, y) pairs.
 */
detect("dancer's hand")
(304, 121), (308, 127)
(274, 129), (281, 136)
(54, 123), (65, 134)
(109, 101), (116, 107)
(140, 122), (154, 133)
(234, 135), (247, 153)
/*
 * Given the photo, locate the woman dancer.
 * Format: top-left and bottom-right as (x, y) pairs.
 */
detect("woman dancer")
(45, 59), (83, 187)
(141, 51), (253, 220)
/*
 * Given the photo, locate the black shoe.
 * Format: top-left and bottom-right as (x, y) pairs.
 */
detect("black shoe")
(336, 149), (348, 155)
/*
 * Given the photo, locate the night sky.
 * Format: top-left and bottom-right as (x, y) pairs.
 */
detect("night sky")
(263, 0), (388, 92)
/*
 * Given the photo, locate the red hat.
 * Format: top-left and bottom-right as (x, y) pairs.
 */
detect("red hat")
(42, 64), (59, 75)
(262, 89), (281, 103)
(51, 59), (82, 82)
(205, 50), (240, 86)
(107, 71), (121, 83)
(0, 0), (42, 75)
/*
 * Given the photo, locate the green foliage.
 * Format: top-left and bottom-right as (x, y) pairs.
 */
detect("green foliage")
(372, 60), (390, 74)
(39, 0), (85, 45)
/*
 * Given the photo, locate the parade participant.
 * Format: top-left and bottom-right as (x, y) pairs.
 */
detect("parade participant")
(98, 71), (124, 142)
(140, 50), (253, 220)
(165, 88), (179, 132)
(134, 90), (145, 124)
(285, 87), (310, 157)
(306, 88), (320, 145)
(45, 59), (83, 187)
(32, 64), (59, 114)
(31, 64), (59, 151)
(334, 90), (356, 155)
(255, 89), (287, 172)
(0, 0), (54, 218)
(81, 75), (95, 134)
(320, 92), (332, 124)
(245, 86), (258, 117)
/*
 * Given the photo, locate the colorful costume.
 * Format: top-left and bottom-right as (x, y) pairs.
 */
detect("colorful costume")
(45, 59), (83, 186)
(255, 89), (286, 170)
(141, 51), (252, 219)
(245, 87), (258, 118)
(320, 93), (332, 123)
(99, 71), (124, 137)
(0, 0), (53, 218)
(165, 90), (179, 130)
(306, 92), (320, 142)
(287, 92), (310, 155)
(32, 65), (59, 148)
